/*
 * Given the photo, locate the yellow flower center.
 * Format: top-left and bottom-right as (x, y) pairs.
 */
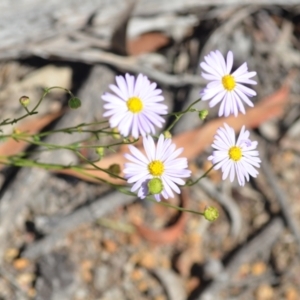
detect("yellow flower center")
(148, 160), (164, 176)
(228, 146), (242, 161)
(127, 97), (143, 113)
(222, 75), (236, 91)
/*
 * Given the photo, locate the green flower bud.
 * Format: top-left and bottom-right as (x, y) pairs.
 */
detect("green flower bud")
(204, 206), (219, 222)
(148, 178), (163, 195)
(96, 147), (105, 158)
(107, 164), (121, 177)
(96, 147), (105, 160)
(19, 96), (30, 107)
(68, 97), (81, 109)
(199, 109), (209, 120)
(163, 131), (172, 139)
(112, 128), (121, 139)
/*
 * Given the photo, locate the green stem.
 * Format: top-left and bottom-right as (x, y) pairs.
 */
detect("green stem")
(186, 164), (215, 186)
(0, 157), (124, 187)
(146, 197), (204, 216)
(0, 86), (75, 127)
(166, 98), (202, 132)
(10, 135), (137, 152)
(75, 151), (126, 181)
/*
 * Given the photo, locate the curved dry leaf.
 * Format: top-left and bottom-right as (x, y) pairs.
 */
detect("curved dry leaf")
(134, 189), (188, 245)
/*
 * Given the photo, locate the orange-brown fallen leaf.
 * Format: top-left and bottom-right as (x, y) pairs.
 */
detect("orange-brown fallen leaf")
(57, 78), (291, 185)
(127, 32), (170, 55)
(134, 189), (188, 244)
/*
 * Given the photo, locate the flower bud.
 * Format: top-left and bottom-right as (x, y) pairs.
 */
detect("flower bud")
(107, 164), (121, 177)
(96, 147), (104, 159)
(19, 96), (30, 107)
(203, 206), (219, 222)
(199, 109), (209, 120)
(13, 128), (21, 135)
(148, 178), (163, 195)
(163, 131), (172, 139)
(112, 128), (121, 139)
(68, 97), (81, 109)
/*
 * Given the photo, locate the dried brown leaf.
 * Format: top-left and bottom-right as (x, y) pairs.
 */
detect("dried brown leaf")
(127, 32), (170, 55)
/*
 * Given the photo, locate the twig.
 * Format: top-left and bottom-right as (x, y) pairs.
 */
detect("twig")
(197, 217), (284, 300)
(260, 156), (300, 257)
(31, 48), (206, 87)
(196, 177), (243, 239)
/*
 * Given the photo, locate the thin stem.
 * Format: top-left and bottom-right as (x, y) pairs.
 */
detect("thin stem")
(0, 157), (124, 187)
(146, 197), (204, 216)
(36, 121), (109, 137)
(75, 151), (126, 181)
(186, 164), (215, 186)
(0, 86), (75, 127)
(11, 135), (136, 152)
(166, 98), (202, 132)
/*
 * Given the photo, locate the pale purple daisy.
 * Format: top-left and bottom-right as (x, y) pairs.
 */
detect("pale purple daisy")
(102, 73), (168, 139)
(200, 50), (257, 117)
(123, 134), (191, 201)
(208, 123), (261, 186)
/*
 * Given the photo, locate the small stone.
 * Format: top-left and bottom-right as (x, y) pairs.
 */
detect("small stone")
(238, 263), (251, 277)
(251, 261), (267, 276)
(259, 121), (279, 141)
(94, 266), (110, 291)
(4, 248), (19, 262)
(103, 239), (117, 253)
(17, 273), (36, 286)
(285, 286), (299, 300)
(102, 287), (125, 300)
(27, 287), (36, 298)
(137, 280), (149, 292)
(255, 284), (274, 300)
(130, 268), (144, 281)
(154, 295), (167, 300)
(80, 260), (93, 283)
(13, 258), (30, 270)
(139, 252), (156, 269)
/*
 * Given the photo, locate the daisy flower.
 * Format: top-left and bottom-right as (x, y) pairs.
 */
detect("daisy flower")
(200, 50), (257, 117)
(123, 134), (191, 201)
(208, 123), (261, 186)
(102, 73), (168, 139)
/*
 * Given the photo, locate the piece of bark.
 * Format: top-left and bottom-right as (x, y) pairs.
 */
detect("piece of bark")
(153, 268), (187, 300)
